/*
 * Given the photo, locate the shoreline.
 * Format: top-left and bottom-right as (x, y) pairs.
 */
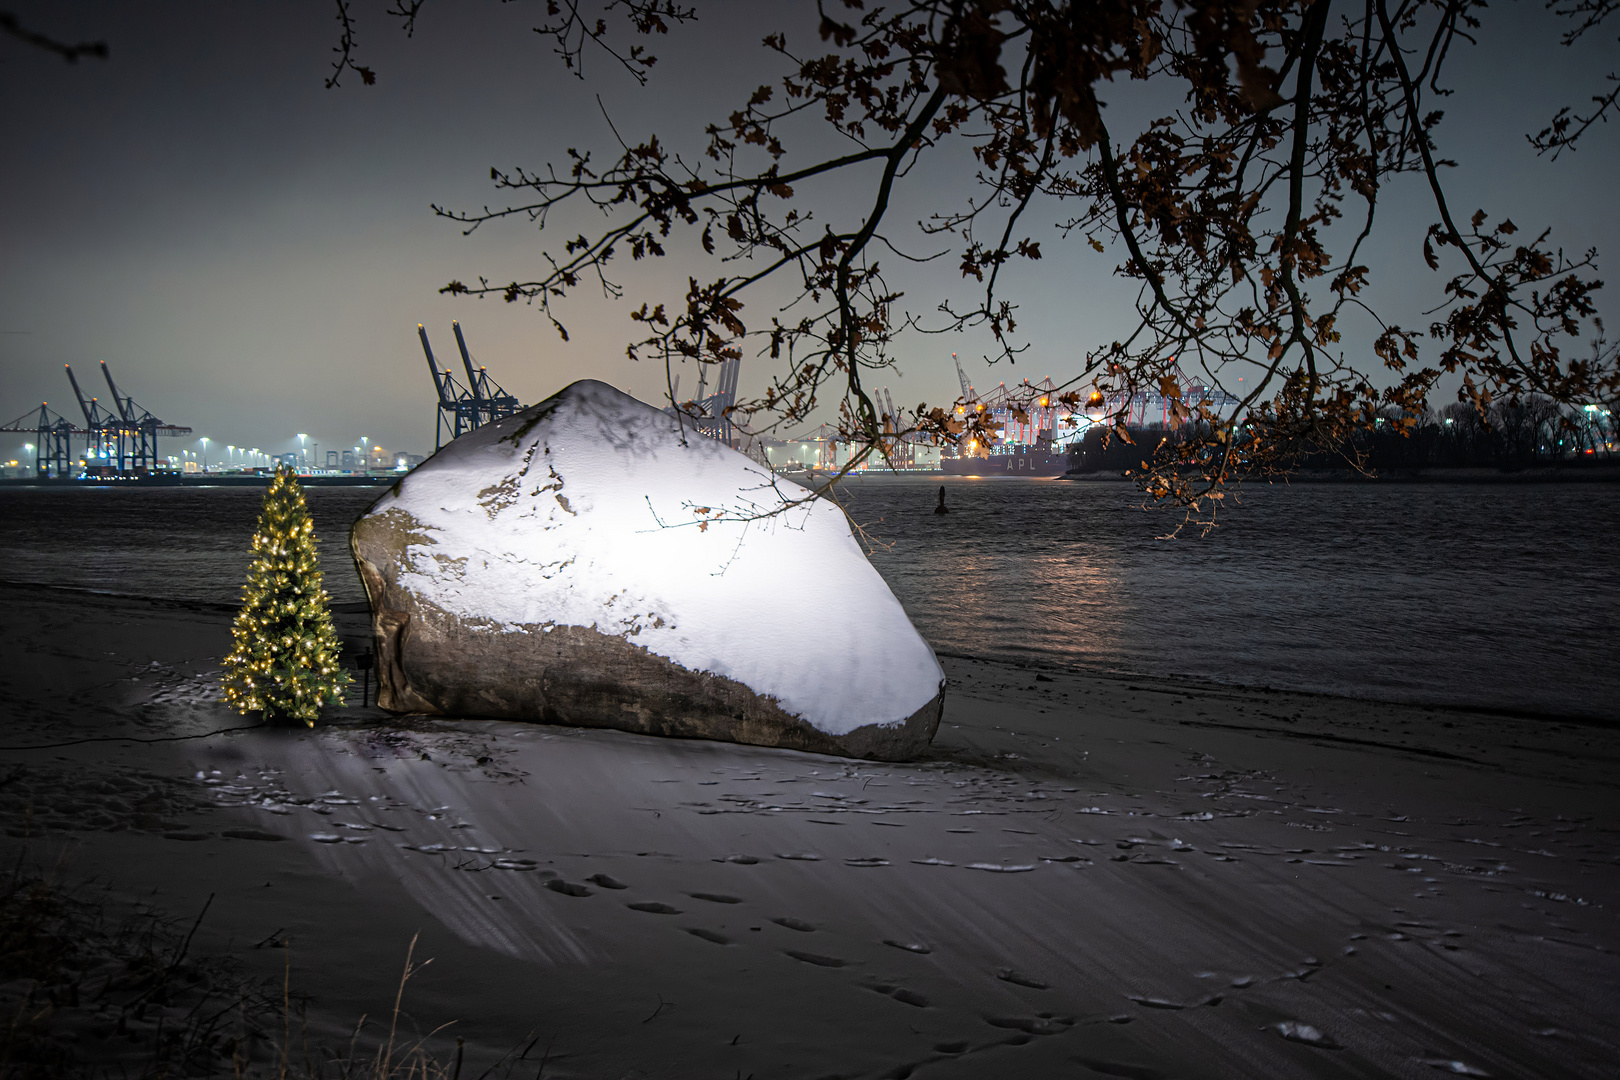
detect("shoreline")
(2, 583), (1617, 1077)
(0, 474), (400, 488)
(4, 464), (1617, 491)
(5, 577), (1610, 729)
(1065, 464), (1620, 484)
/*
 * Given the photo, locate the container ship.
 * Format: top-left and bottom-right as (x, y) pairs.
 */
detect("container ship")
(939, 359), (1073, 476)
(941, 443), (1069, 476)
(936, 356), (1240, 476)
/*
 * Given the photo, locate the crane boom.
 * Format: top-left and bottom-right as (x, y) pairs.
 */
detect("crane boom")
(418, 321), (521, 448)
(64, 365), (103, 426)
(101, 360), (131, 421)
(452, 321), (481, 404)
(954, 355), (973, 400)
(419, 324), (450, 403)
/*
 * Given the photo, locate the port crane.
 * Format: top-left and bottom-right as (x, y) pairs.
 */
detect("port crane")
(0, 402), (81, 478)
(64, 362), (191, 474)
(955, 354), (974, 401)
(420, 322), (523, 449)
(670, 357), (742, 444)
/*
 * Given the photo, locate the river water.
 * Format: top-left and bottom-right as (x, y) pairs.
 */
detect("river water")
(1, 477), (1614, 720)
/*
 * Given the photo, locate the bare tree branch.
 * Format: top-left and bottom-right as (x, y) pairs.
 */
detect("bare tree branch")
(0, 10), (108, 63)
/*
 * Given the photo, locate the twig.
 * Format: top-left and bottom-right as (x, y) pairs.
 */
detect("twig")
(641, 994), (670, 1023)
(0, 12), (108, 63)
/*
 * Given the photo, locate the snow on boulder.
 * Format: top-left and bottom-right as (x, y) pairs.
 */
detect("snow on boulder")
(350, 379), (945, 760)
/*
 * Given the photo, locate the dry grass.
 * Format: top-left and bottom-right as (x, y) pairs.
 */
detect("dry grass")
(0, 852), (535, 1080)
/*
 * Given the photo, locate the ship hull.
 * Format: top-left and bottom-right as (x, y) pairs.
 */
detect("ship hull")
(940, 449), (1068, 477)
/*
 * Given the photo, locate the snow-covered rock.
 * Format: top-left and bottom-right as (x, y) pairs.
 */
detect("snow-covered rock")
(349, 380), (945, 760)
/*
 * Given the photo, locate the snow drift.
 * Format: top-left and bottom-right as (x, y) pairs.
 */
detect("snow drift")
(349, 380), (945, 760)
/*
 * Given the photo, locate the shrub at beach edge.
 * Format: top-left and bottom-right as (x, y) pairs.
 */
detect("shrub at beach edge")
(222, 465), (349, 725)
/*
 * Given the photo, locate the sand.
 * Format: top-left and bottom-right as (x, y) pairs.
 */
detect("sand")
(1, 578), (1616, 1078)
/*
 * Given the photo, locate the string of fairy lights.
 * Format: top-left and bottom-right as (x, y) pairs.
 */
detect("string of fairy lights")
(221, 465), (350, 725)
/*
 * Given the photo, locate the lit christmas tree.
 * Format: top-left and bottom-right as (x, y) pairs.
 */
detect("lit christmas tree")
(222, 465), (350, 725)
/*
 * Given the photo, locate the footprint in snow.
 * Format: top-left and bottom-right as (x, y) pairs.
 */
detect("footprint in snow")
(864, 982), (929, 1008)
(884, 939), (932, 954)
(1418, 1058), (1490, 1076)
(586, 873), (628, 889)
(715, 854), (760, 864)
(544, 880), (592, 897)
(772, 917), (817, 932)
(777, 852), (821, 861)
(1275, 1021), (1342, 1049)
(685, 928), (732, 945)
(784, 950), (852, 967)
(628, 902), (681, 915)
(689, 892), (744, 904)
(1072, 1057), (1167, 1080)
(845, 857), (889, 867)
(984, 1015), (1073, 1036)
(997, 969), (1049, 990)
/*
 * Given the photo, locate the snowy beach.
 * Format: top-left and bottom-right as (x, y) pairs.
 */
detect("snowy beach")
(2, 580), (1616, 1079)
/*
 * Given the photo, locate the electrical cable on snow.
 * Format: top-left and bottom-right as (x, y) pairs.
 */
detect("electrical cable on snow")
(0, 721), (268, 751)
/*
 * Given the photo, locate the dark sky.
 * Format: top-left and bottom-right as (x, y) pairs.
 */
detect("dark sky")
(2, 1), (1615, 462)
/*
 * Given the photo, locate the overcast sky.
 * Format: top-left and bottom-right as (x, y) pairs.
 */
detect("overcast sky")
(2, 1), (1615, 462)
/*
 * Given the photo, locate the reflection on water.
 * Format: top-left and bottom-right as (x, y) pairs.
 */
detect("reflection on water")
(838, 476), (1618, 720)
(0, 487), (383, 607)
(0, 477), (1615, 719)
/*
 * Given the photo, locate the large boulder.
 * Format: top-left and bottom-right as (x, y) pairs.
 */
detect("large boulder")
(349, 380), (945, 760)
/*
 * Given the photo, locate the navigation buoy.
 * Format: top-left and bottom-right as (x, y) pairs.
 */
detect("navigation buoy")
(934, 485), (950, 515)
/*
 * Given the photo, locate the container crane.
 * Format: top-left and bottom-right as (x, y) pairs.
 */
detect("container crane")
(955, 354), (975, 402)
(452, 321), (521, 429)
(0, 403), (81, 478)
(64, 362), (191, 475)
(671, 357), (743, 444)
(65, 364), (117, 466)
(419, 322), (523, 449)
